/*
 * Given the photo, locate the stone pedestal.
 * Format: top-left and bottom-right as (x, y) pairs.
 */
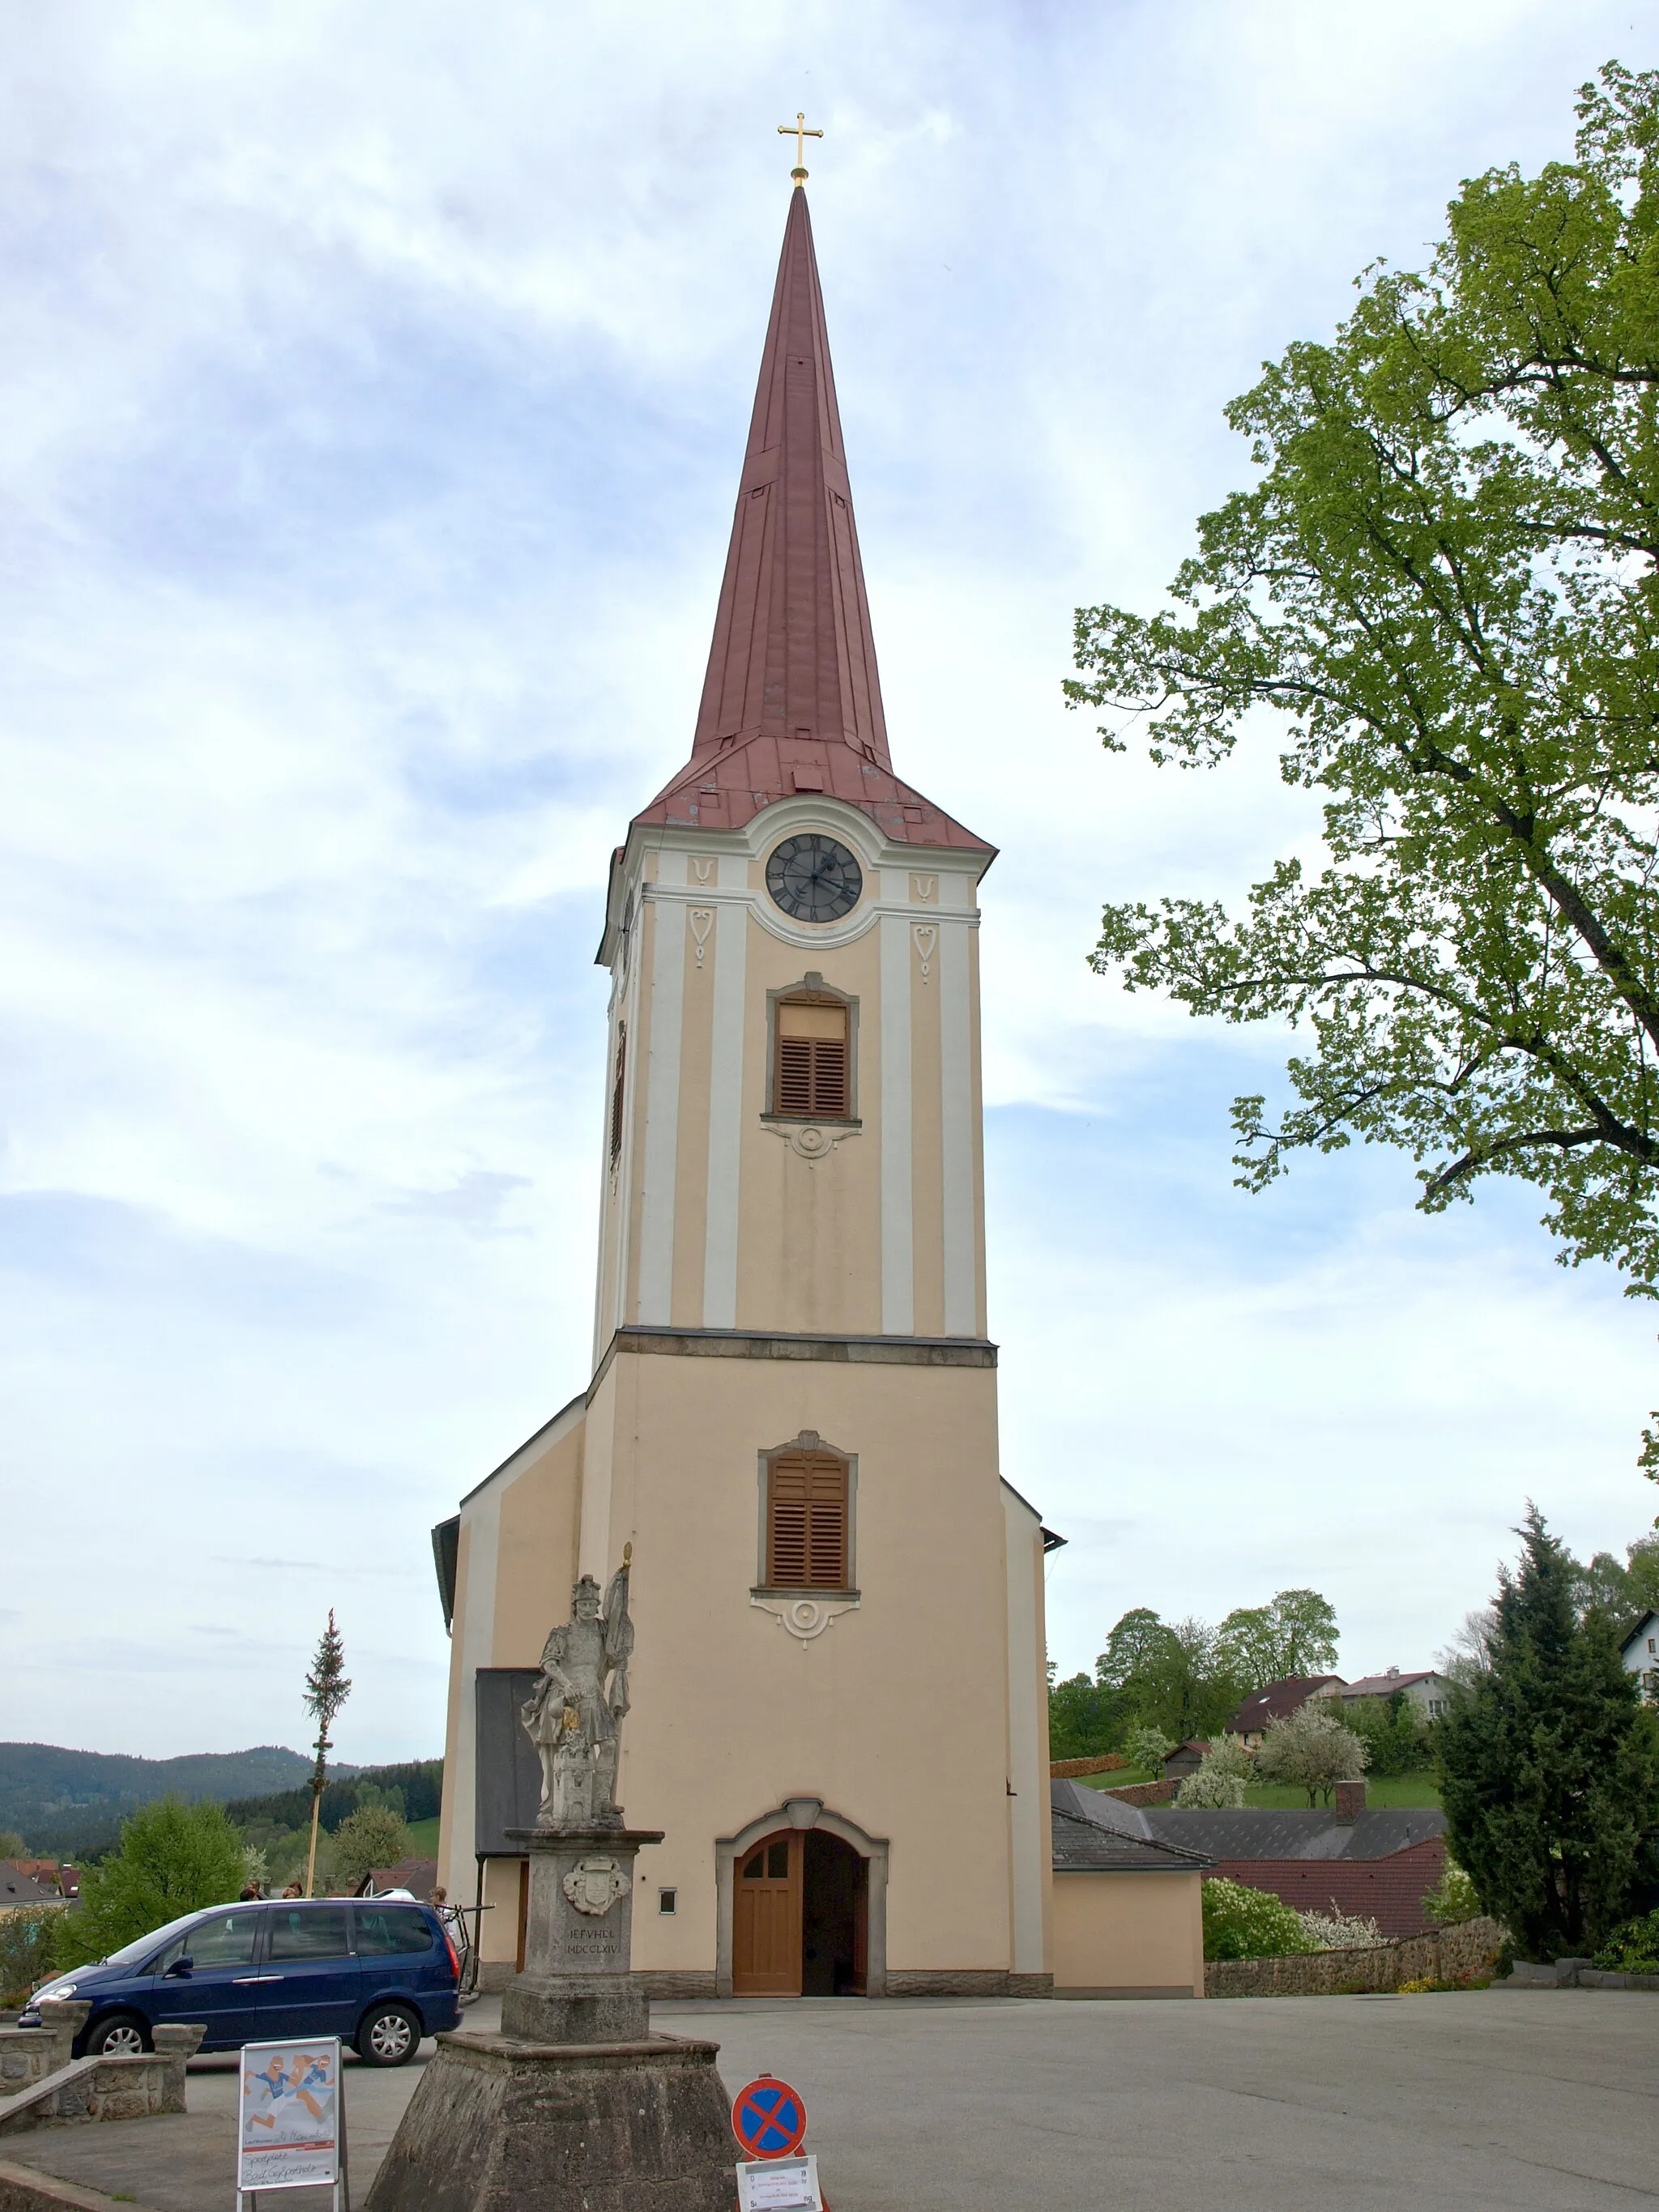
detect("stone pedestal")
(33, 2000), (90, 2076)
(362, 2032), (734, 2212)
(499, 1826), (656, 2045)
(365, 1819), (735, 2212)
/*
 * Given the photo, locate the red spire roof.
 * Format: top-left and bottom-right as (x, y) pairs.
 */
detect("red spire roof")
(633, 190), (992, 854)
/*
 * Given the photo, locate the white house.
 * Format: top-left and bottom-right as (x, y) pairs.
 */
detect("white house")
(1340, 1669), (1456, 1722)
(1620, 1613), (1659, 1704)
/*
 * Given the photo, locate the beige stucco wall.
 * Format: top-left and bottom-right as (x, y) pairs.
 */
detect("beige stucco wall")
(578, 1345), (1014, 1976)
(437, 793), (1045, 1988)
(734, 917), (885, 1336)
(437, 1401), (586, 1903)
(591, 803), (987, 1347)
(479, 1853), (523, 1969)
(1002, 1486), (1052, 1981)
(438, 1346), (1051, 1982)
(1051, 1872), (1206, 1997)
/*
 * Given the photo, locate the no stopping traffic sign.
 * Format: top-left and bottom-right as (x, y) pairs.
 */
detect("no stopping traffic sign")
(731, 2076), (808, 2159)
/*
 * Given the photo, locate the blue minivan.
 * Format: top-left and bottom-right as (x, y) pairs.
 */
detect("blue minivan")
(20, 1897), (461, 2066)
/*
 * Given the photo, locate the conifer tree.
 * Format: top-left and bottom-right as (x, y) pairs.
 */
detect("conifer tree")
(1439, 1509), (1659, 1958)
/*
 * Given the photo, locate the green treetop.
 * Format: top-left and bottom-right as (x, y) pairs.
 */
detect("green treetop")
(1068, 65), (1659, 1467)
(1214, 1590), (1340, 1687)
(53, 1798), (247, 1970)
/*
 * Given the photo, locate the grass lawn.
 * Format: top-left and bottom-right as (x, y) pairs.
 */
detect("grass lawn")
(1073, 1770), (1443, 1809)
(403, 1816), (441, 1856)
(1244, 1772), (1442, 1810)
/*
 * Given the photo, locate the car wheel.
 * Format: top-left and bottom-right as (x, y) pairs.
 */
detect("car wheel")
(87, 2013), (150, 2058)
(356, 2003), (420, 2067)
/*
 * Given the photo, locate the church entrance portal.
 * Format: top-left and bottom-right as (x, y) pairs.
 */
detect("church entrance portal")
(731, 1828), (868, 1997)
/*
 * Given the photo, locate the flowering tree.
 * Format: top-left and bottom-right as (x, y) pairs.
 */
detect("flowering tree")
(1175, 1733), (1255, 1807)
(1123, 1724), (1175, 1779)
(1256, 1700), (1367, 1807)
(1298, 1903), (1386, 1950)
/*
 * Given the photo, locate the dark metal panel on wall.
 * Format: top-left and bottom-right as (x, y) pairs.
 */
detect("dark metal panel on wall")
(474, 1669), (544, 1856)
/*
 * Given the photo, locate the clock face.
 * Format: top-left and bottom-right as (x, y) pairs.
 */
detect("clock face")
(766, 834), (864, 924)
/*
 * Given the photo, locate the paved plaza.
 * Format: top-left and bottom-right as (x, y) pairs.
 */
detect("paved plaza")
(5, 1988), (1657, 2211)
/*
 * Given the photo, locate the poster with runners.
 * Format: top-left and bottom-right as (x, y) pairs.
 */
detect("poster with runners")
(237, 2035), (348, 2204)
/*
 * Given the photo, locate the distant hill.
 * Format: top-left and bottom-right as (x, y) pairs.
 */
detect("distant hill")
(228, 1759), (444, 1841)
(0, 1743), (360, 1856)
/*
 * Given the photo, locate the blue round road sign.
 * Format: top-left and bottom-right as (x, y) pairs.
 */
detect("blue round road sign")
(731, 2075), (807, 2159)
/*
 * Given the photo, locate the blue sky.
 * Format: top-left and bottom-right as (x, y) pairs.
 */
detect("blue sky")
(2, 1), (1655, 1762)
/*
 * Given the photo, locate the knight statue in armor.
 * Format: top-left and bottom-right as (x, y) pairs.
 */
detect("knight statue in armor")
(522, 1552), (633, 1830)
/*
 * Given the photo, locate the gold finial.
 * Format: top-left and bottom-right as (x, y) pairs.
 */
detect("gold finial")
(622, 1542), (633, 1566)
(777, 110), (823, 186)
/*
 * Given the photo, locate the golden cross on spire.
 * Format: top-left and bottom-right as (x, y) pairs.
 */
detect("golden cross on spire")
(777, 110), (823, 186)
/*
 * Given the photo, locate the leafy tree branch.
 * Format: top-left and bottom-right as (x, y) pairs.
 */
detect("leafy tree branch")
(1068, 62), (1659, 1395)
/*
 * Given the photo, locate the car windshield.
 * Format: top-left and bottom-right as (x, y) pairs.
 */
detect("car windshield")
(97, 1907), (229, 1969)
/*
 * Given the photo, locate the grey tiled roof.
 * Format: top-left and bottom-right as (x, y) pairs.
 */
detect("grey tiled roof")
(0, 1865), (62, 1906)
(1141, 1807), (1446, 1862)
(1050, 1780), (1212, 1873)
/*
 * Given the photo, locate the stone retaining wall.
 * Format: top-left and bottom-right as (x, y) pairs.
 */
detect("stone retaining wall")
(1049, 1757), (1129, 1780)
(0, 2157), (128, 2212)
(1505, 1956), (1659, 1991)
(1101, 1780), (1175, 1808)
(1205, 1916), (1504, 1998)
(0, 2041), (54, 2104)
(0, 2012), (203, 2139)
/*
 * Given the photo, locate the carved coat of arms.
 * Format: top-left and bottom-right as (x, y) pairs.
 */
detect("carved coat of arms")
(562, 1855), (630, 1916)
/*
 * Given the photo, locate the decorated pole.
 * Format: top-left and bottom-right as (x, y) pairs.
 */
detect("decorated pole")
(302, 1610), (351, 1899)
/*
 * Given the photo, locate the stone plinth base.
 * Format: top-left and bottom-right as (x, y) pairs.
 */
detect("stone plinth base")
(501, 1972), (649, 2044)
(362, 2031), (733, 2212)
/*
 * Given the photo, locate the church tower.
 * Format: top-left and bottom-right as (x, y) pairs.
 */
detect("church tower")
(435, 184), (1055, 2000)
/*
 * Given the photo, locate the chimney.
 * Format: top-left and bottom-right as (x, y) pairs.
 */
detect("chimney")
(1334, 1779), (1367, 1823)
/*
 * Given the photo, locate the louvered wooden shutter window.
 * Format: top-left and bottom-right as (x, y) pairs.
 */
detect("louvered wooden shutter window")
(608, 1026), (627, 1163)
(766, 1451), (849, 1589)
(774, 1000), (849, 1119)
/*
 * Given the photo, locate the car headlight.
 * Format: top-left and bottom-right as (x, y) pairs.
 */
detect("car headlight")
(36, 1982), (76, 2001)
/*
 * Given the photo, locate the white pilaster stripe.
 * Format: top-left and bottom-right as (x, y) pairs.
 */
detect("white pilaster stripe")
(879, 910), (915, 1336)
(702, 889), (748, 1328)
(597, 931), (644, 1362)
(940, 914), (976, 1336)
(636, 867), (687, 1324)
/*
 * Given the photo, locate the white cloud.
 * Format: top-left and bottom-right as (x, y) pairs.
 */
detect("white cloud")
(0, 0), (1650, 1756)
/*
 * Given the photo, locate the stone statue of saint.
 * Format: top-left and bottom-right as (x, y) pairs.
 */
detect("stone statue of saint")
(522, 1553), (633, 1829)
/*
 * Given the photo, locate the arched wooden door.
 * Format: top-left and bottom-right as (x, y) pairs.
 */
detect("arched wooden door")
(732, 1832), (802, 1996)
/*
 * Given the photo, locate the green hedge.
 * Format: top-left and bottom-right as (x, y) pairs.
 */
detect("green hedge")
(1593, 1909), (1659, 1973)
(1201, 1877), (1316, 1963)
